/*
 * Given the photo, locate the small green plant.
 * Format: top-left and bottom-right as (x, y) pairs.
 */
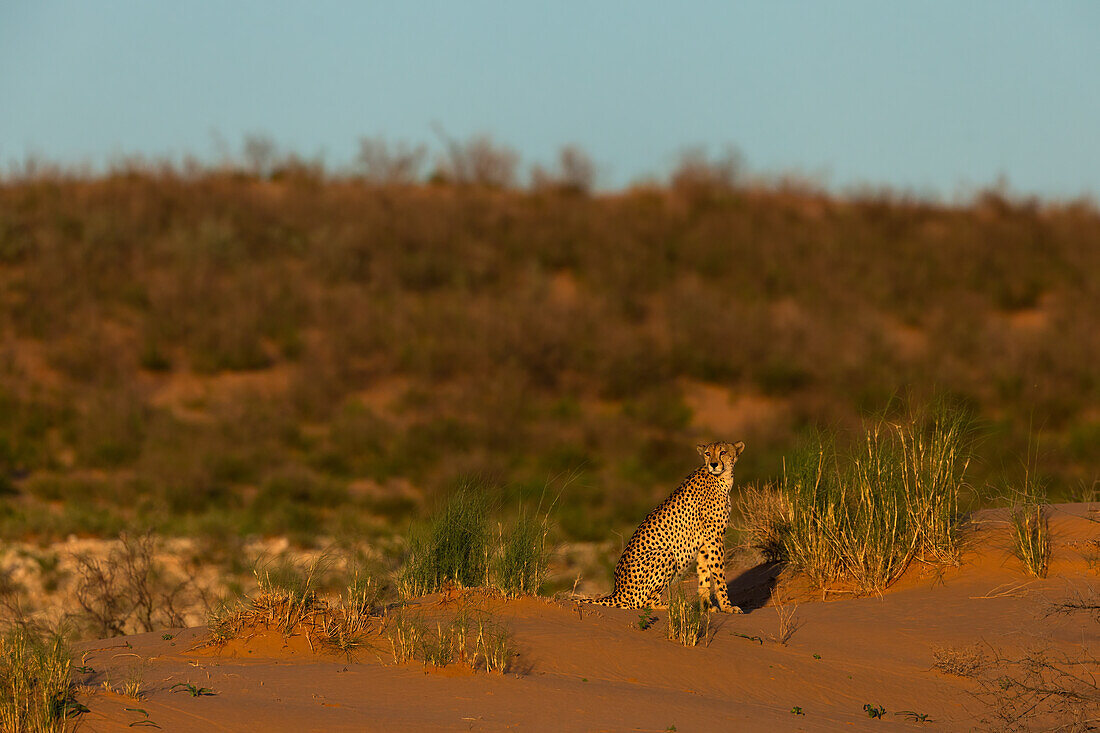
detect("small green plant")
(896, 710), (933, 723)
(790, 706), (804, 715)
(169, 682), (215, 697)
(636, 607), (656, 630)
(667, 586), (709, 647)
(125, 707), (160, 728)
(863, 703), (887, 719)
(812, 653), (821, 659)
(161, 634), (174, 641)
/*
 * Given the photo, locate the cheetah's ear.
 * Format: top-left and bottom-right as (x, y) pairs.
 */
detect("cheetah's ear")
(696, 443), (708, 456)
(732, 441), (746, 458)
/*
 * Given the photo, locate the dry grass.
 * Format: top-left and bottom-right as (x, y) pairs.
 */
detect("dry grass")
(737, 486), (791, 562)
(976, 646), (1100, 731)
(207, 556), (385, 656)
(771, 583), (800, 646)
(387, 611), (424, 664)
(101, 662), (145, 701)
(203, 547), (519, 672)
(932, 644), (988, 678)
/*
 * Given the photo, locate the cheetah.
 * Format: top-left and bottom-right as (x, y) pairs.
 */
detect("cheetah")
(586, 441), (745, 612)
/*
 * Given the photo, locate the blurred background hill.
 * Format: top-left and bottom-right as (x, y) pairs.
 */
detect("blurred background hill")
(1, 144), (1097, 547)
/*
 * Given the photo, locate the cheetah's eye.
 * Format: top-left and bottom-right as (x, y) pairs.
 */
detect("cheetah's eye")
(719, 450), (727, 456)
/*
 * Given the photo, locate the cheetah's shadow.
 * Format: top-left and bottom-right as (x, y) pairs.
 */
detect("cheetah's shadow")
(724, 560), (785, 614)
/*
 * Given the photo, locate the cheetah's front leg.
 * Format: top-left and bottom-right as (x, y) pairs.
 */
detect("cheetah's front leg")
(696, 538), (742, 613)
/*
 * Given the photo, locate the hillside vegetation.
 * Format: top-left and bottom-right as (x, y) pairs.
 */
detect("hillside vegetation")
(0, 157), (1097, 546)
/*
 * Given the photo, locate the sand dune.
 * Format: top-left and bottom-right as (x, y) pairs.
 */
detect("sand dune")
(72, 504), (1098, 731)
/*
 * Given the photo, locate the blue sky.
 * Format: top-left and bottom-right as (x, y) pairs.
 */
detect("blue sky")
(2, 2), (1098, 198)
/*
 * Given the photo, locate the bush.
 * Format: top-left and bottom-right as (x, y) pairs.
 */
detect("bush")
(72, 533), (196, 638)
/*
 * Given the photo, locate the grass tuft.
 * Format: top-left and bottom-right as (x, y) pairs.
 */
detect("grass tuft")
(667, 585), (709, 648)
(387, 611), (425, 664)
(421, 623), (454, 667)
(398, 486), (492, 598)
(0, 624), (78, 733)
(1010, 501), (1050, 579)
(492, 510), (552, 597)
(207, 555), (385, 655)
(474, 617), (514, 673)
(1006, 450), (1051, 579)
(385, 607), (515, 673)
(741, 405), (971, 594)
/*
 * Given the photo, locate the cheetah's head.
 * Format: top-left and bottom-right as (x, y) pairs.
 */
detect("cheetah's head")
(696, 440), (745, 476)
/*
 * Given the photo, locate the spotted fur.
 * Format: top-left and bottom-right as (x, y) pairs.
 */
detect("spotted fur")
(586, 441), (745, 612)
